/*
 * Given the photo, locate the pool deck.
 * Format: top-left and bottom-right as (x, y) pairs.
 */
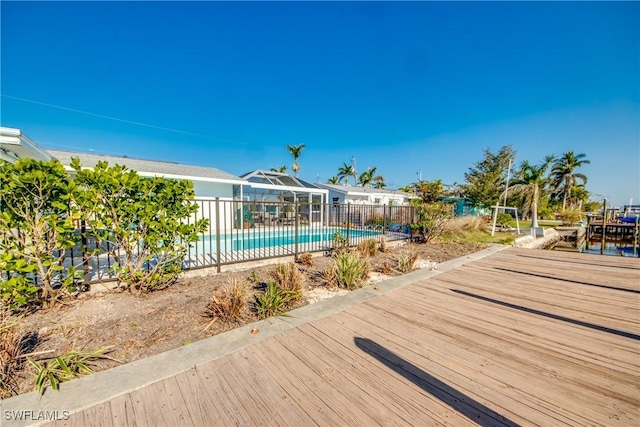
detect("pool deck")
(3, 246), (639, 426)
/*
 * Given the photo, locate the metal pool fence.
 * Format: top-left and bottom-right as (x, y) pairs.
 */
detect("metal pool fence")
(1, 199), (416, 285)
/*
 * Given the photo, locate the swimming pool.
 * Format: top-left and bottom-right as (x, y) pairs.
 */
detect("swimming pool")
(193, 227), (382, 252)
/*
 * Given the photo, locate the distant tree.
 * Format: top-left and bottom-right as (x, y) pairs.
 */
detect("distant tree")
(398, 184), (414, 194)
(415, 179), (445, 203)
(337, 163), (355, 186)
(285, 144), (305, 177)
(462, 145), (516, 209)
(444, 182), (464, 197)
(270, 165), (287, 173)
(549, 151), (590, 211)
(506, 157), (553, 228)
(357, 167), (379, 187)
(326, 176), (340, 184)
(372, 176), (386, 189)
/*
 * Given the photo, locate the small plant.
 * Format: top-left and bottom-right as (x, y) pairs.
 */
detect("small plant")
(297, 252), (313, 267)
(268, 263), (305, 303)
(27, 347), (116, 395)
(322, 264), (338, 288)
(334, 251), (370, 290)
(204, 276), (248, 323)
(1, 306), (25, 398)
(249, 270), (262, 284)
(332, 231), (349, 255)
(559, 209), (582, 226)
(254, 281), (301, 319)
(357, 239), (378, 257)
(380, 261), (393, 276)
(396, 244), (419, 273)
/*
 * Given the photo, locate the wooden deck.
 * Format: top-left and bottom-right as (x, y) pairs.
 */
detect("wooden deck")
(47, 248), (639, 426)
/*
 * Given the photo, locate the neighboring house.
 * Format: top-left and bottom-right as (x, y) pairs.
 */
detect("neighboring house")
(316, 183), (414, 206)
(441, 197), (489, 217)
(0, 126), (53, 162)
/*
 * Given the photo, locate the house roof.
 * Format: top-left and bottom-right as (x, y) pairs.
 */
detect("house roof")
(316, 183), (414, 198)
(47, 150), (246, 184)
(240, 170), (327, 194)
(1, 127), (53, 162)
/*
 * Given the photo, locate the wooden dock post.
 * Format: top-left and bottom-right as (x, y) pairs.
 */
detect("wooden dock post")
(600, 198), (607, 255)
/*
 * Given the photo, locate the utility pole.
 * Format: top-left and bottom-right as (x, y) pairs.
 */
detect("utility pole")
(503, 159), (512, 207)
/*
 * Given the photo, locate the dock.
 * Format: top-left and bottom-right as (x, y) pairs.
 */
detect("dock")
(4, 246), (639, 426)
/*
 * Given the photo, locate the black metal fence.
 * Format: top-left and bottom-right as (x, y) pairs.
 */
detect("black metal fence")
(2, 199), (416, 285)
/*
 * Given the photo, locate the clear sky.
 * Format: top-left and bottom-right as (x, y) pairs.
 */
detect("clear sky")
(1, 1), (638, 207)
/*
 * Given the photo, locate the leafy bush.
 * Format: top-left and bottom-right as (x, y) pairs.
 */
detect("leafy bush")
(365, 214), (384, 227)
(297, 252), (313, 267)
(0, 159), (82, 309)
(559, 209), (582, 226)
(204, 276), (248, 323)
(396, 244), (419, 273)
(27, 347), (115, 395)
(411, 201), (453, 244)
(334, 251), (370, 290)
(1, 306), (26, 398)
(268, 263), (305, 303)
(254, 281), (302, 319)
(72, 159), (207, 294)
(496, 212), (515, 228)
(357, 239), (378, 257)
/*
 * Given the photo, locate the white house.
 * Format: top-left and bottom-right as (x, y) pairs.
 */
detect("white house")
(316, 183), (414, 206)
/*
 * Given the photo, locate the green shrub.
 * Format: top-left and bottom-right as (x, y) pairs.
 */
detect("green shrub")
(205, 276), (248, 323)
(72, 159), (207, 294)
(254, 281), (302, 319)
(411, 201), (453, 243)
(334, 251), (370, 290)
(559, 209), (582, 226)
(0, 159), (82, 309)
(496, 212), (515, 228)
(332, 231), (349, 255)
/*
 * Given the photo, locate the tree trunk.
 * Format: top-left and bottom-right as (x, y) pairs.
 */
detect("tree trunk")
(532, 185), (539, 229)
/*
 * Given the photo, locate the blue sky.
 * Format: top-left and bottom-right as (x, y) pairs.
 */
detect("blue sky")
(1, 1), (638, 207)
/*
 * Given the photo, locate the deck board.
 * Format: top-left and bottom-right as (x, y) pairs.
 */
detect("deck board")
(44, 247), (640, 426)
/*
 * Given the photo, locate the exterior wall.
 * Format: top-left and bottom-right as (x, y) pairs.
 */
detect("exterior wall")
(191, 181), (234, 199)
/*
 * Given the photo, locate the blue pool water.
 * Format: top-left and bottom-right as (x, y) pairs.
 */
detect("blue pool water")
(197, 227), (382, 252)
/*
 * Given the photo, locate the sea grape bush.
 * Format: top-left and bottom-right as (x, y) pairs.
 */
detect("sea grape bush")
(0, 157), (207, 309)
(0, 159), (82, 309)
(71, 159), (208, 294)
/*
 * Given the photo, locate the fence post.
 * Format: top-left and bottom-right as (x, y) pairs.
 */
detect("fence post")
(346, 203), (351, 244)
(81, 219), (90, 287)
(383, 204), (387, 233)
(215, 197), (221, 273)
(294, 199), (299, 259)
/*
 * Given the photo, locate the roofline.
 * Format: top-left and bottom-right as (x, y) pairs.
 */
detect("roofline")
(0, 127), (53, 161)
(316, 183), (412, 197)
(244, 181), (329, 195)
(62, 165), (247, 185)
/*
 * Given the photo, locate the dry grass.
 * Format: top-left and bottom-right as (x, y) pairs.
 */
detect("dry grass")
(444, 216), (488, 234)
(396, 244), (419, 273)
(268, 262), (305, 305)
(204, 276), (249, 324)
(297, 252), (313, 267)
(357, 239), (378, 257)
(379, 235), (389, 252)
(1, 306), (26, 398)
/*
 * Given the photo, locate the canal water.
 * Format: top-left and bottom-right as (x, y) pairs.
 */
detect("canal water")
(553, 240), (638, 257)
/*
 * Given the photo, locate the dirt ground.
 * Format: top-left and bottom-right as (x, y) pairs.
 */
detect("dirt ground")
(12, 240), (487, 396)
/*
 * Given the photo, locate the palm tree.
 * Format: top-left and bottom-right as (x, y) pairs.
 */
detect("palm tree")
(285, 144), (305, 177)
(270, 165), (287, 173)
(550, 152), (590, 211)
(357, 167), (378, 187)
(373, 176), (386, 189)
(326, 176), (340, 184)
(337, 163), (355, 186)
(398, 184), (414, 194)
(507, 157), (553, 228)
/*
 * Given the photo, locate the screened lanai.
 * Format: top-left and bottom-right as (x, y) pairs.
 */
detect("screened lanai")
(237, 170), (329, 225)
